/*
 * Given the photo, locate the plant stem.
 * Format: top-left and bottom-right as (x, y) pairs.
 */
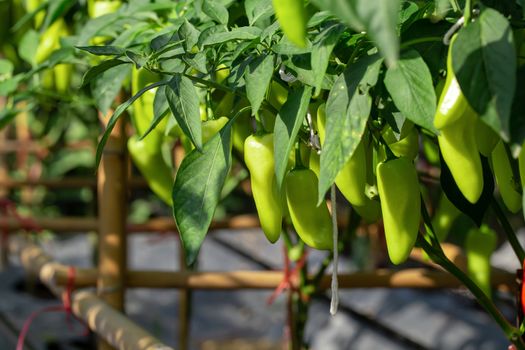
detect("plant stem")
(464, 0), (472, 25)
(400, 37), (443, 50)
(491, 199), (525, 263)
(419, 237), (525, 348)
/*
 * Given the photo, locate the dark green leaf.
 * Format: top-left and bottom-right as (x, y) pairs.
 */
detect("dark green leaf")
(166, 75), (202, 150)
(91, 63), (131, 115)
(311, 0), (400, 66)
(202, 26), (261, 46)
(150, 32), (175, 52)
(179, 19), (201, 52)
(173, 121), (233, 265)
(245, 54), (275, 115)
(95, 80), (167, 168)
(452, 8), (516, 141)
(202, 0), (229, 24)
(319, 54), (383, 203)
(245, 0), (273, 26)
(77, 45), (125, 56)
(273, 36), (312, 55)
(384, 50), (437, 133)
(274, 86), (313, 188)
(125, 50), (147, 67)
(183, 52), (207, 74)
(311, 23), (344, 96)
(82, 59), (130, 88)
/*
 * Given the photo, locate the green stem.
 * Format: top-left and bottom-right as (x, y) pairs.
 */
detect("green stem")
(463, 0), (472, 25)
(491, 198), (525, 263)
(400, 37), (443, 50)
(419, 237), (525, 349)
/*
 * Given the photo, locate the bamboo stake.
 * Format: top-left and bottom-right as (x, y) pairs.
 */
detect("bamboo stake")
(177, 240), (190, 350)
(29, 263), (521, 291)
(0, 177), (148, 189)
(72, 291), (174, 350)
(15, 238), (516, 291)
(0, 214), (262, 233)
(0, 108), (9, 270)
(97, 115), (127, 350)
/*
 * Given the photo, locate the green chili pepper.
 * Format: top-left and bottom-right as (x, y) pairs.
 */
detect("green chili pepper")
(377, 156), (421, 264)
(490, 140), (522, 213)
(285, 167), (333, 250)
(433, 35), (474, 130)
(35, 19), (68, 64)
(128, 135), (173, 206)
(465, 224), (497, 299)
(272, 0), (307, 48)
(431, 193), (461, 242)
(244, 133), (283, 243)
(438, 108), (483, 204)
(476, 119), (499, 157)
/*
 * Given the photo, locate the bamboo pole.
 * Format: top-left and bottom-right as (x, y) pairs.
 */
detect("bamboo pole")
(177, 241), (190, 350)
(0, 108), (9, 270)
(0, 214), (262, 233)
(26, 261), (520, 291)
(97, 115), (127, 350)
(72, 291), (174, 350)
(30, 265), (519, 291)
(15, 238), (517, 291)
(0, 177), (148, 189)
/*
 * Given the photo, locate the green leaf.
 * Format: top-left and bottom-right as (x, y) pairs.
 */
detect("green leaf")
(0, 59), (14, 76)
(95, 80), (167, 168)
(311, 0), (400, 67)
(166, 75), (202, 150)
(172, 121), (233, 265)
(77, 45), (125, 56)
(91, 63), (130, 115)
(319, 54), (382, 203)
(19, 30), (39, 66)
(384, 50), (437, 133)
(245, 0), (273, 26)
(202, 0), (229, 24)
(452, 8), (516, 141)
(81, 59), (129, 88)
(245, 54), (275, 115)
(202, 26), (262, 46)
(179, 19), (201, 52)
(311, 23), (344, 96)
(0, 77), (20, 96)
(183, 52), (207, 74)
(274, 85), (313, 188)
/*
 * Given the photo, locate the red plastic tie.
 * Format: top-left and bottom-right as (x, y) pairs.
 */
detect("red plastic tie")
(267, 247), (308, 305)
(16, 267), (87, 349)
